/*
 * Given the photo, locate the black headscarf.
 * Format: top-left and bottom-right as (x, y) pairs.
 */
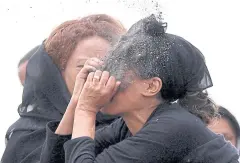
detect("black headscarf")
(103, 15), (215, 123)
(104, 15), (213, 101)
(19, 44), (71, 121)
(18, 43), (117, 124)
(2, 42), (118, 163)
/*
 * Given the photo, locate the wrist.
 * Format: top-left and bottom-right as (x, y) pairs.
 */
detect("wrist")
(73, 108), (96, 139)
(76, 103), (98, 114)
(75, 110), (97, 120)
(75, 105), (98, 115)
(70, 95), (79, 106)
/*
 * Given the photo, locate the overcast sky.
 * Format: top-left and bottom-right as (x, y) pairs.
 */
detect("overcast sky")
(0, 0), (239, 156)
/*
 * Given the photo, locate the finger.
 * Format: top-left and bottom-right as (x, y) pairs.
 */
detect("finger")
(74, 65), (96, 97)
(78, 65), (96, 78)
(73, 72), (88, 97)
(112, 81), (121, 96)
(99, 71), (110, 85)
(93, 70), (102, 84)
(89, 57), (104, 65)
(85, 58), (104, 68)
(72, 79), (85, 97)
(85, 60), (102, 69)
(106, 76), (116, 92)
(86, 72), (94, 83)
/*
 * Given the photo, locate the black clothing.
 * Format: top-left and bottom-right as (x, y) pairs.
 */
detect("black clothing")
(40, 104), (239, 163)
(1, 44), (118, 163)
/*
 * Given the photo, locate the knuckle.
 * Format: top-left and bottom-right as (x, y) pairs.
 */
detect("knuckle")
(95, 85), (101, 91)
(77, 73), (87, 80)
(102, 89), (109, 95)
(96, 70), (102, 73)
(71, 96), (78, 104)
(86, 58), (92, 64)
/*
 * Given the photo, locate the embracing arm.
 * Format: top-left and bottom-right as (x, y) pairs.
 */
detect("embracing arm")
(63, 109), (217, 163)
(39, 118), (123, 163)
(64, 117), (184, 163)
(55, 58), (103, 135)
(1, 125), (46, 163)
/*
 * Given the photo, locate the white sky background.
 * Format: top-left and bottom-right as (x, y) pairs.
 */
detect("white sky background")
(0, 0), (239, 156)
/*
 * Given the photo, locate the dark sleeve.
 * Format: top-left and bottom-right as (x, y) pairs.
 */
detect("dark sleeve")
(39, 121), (71, 163)
(40, 119), (124, 163)
(63, 114), (212, 163)
(94, 118), (125, 155)
(1, 128), (46, 163)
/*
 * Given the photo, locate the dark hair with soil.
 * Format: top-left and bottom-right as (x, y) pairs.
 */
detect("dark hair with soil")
(104, 15), (217, 124)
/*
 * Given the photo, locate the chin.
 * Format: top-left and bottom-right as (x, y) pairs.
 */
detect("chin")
(100, 107), (115, 115)
(100, 104), (120, 115)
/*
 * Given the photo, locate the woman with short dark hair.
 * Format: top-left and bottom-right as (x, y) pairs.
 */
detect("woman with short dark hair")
(39, 15), (239, 163)
(209, 106), (240, 147)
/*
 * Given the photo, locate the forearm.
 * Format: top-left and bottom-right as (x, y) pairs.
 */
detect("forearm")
(55, 99), (76, 135)
(72, 109), (96, 139)
(40, 121), (71, 163)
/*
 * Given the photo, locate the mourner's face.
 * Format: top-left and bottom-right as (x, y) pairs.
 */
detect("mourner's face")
(101, 73), (162, 115)
(208, 118), (237, 147)
(101, 77), (144, 115)
(62, 36), (110, 95)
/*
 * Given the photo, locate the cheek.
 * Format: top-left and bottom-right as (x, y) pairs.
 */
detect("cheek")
(101, 92), (126, 115)
(71, 70), (79, 84)
(101, 88), (140, 115)
(62, 66), (79, 95)
(98, 50), (109, 58)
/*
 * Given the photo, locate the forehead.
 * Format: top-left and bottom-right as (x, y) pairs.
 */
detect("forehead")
(209, 118), (235, 136)
(70, 36), (110, 64)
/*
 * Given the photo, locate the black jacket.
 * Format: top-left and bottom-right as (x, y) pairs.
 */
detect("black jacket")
(1, 44), (118, 163)
(40, 103), (239, 163)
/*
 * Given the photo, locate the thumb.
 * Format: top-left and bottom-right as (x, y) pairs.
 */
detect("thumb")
(72, 77), (86, 103)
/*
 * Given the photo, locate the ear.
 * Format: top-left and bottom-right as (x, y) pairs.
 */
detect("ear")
(141, 77), (162, 97)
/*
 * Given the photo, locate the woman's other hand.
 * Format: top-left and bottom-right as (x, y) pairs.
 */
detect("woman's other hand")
(72, 70), (120, 139)
(76, 70), (121, 114)
(71, 58), (104, 105)
(55, 58), (103, 135)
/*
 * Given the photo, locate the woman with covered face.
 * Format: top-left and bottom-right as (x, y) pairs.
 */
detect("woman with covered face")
(39, 15), (239, 163)
(1, 14), (126, 163)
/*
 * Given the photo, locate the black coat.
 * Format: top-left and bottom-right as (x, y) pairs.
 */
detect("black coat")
(1, 44), (118, 163)
(40, 104), (239, 163)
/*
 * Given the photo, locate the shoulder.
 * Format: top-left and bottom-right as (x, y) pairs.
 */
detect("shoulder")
(97, 118), (128, 138)
(98, 117), (125, 130)
(7, 117), (47, 132)
(149, 103), (206, 129)
(6, 116), (47, 142)
(141, 104), (216, 146)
